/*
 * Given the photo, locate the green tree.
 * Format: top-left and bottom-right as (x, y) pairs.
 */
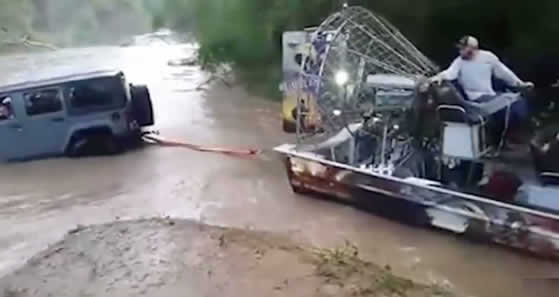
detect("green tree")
(159, 0), (559, 95)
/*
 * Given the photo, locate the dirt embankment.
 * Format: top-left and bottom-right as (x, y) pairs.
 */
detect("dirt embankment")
(0, 219), (454, 297)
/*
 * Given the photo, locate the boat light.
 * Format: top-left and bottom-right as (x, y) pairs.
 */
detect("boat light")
(335, 70), (349, 86)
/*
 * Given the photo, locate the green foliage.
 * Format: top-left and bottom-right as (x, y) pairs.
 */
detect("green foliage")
(158, 0), (559, 97)
(2, 0), (558, 94)
(158, 0), (340, 97)
(164, 0), (334, 67)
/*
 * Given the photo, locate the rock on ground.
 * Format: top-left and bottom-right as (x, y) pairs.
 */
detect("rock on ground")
(0, 219), (453, 297)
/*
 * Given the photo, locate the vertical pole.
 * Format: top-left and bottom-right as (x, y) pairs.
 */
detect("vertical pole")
(296, 96), (302, 144)
(381, 123), (389, 167)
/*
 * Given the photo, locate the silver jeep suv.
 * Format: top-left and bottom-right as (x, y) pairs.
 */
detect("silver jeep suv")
(0, 70), (154, 161)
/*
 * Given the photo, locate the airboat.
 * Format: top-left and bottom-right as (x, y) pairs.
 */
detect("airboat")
(277, 6), (559, 258)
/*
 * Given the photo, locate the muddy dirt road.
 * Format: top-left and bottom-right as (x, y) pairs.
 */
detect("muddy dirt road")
(0, 219), (452, 297)
(0, 43), (558, 297)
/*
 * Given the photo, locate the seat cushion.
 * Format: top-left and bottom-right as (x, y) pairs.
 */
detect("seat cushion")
(438, 106), (485, 124)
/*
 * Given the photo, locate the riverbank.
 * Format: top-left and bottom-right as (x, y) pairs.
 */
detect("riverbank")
(0, 219), (453, 297)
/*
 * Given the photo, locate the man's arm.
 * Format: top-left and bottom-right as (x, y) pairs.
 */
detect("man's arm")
(432, 57), (461, 82)
(490, 54), (523, 87)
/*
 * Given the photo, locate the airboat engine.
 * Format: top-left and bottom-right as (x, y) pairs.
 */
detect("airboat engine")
(294, 6), (440, 179)
(355, 74), (419, 176)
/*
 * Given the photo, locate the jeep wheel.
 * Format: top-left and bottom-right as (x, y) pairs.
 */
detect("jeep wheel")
(130, 84), (154, 127)
(66, 133), (123, 157)
(66, 135), (88, 158)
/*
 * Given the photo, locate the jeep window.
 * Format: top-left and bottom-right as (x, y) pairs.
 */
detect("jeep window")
(24, 89), (63, 116)
(0, 96), (15, 121)
(68, 78), (126, 114)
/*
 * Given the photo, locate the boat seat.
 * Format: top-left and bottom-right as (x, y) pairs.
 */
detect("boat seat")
(437, 105), (491, 159)
(433, 81), (493, 121)
(431, 83), (492, 160)
(437, 105), (486, 125)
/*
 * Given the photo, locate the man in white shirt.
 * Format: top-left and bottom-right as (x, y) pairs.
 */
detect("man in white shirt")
(431, 36), (533, 119)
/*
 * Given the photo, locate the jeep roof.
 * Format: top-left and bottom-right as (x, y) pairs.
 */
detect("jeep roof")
(0, 69), (124, 94)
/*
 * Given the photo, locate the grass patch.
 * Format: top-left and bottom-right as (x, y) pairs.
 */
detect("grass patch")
(312, 241), (455, 297)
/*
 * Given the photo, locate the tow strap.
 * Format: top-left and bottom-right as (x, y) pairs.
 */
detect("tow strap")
(142, 133), (262, 158)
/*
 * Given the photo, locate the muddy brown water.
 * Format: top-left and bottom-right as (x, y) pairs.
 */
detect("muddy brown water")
(0, 44), (557, 297)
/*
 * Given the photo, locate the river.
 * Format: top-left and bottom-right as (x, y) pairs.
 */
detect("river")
(0, 41), (557, 297)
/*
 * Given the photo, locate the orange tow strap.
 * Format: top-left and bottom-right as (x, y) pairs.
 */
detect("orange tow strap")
(142, 134), (262, 158)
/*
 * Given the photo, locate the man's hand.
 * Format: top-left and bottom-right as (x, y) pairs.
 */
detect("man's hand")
(519, 81), (535, 89)
(429, 75), (443, 85)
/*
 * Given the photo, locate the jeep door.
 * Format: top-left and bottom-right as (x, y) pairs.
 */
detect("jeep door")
(0, 94), (27, 161)
(22, 87), (69, 157)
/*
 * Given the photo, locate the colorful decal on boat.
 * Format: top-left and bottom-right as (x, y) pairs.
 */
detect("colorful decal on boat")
(284, 155), (559, 259)
(281, 31), (332, 133)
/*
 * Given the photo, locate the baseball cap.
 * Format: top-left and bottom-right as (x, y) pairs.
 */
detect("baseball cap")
(456, 35), (479, 49)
